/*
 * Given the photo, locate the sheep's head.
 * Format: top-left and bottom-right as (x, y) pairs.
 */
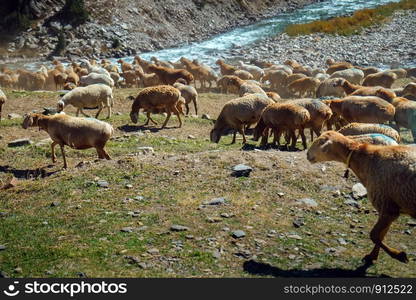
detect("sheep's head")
(326, 58), (335, 66)
(332, 78), (344, 87)
(307, 131), (345, 163)
(130, 111), (139, 124)
(57, 100), (65, 112)
(22, 113), (41, 129)
(210, 128), (221, 143)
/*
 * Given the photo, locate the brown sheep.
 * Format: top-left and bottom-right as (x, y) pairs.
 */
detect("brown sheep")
(288, 77), (320, 98)
(326, 96), (395, 124)
(391, 97), (416, 142)
(226, 76), (267, 97)
(307, 131), (416, 264)
(216, 59), (238, 76)
(130, 85), (182, 128)
(363, 72), (397, 88)
(180, 57), (216, 90)
(261, 70), (288, 90)
(266, 92), (281, 102)
(333, 78), (396, 102)
(173, 82), (198, 115)
(338, 123), (400, 143)
(253, 103), (310, 149)
(233, 70), (254, 80)
(217, 75), (239, 94)
(148, 64), (193, 85)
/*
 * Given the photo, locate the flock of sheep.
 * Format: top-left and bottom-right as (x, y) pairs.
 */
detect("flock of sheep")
(1, 54), (416, 267)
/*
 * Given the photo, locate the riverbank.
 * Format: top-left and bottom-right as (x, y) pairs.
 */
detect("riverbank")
(228, 10), (416, 69)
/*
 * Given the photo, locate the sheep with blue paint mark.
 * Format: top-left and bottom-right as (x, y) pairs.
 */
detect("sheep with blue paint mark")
(338, 123), (400, 143)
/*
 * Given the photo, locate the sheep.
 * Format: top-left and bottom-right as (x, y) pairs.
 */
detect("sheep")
(265, 64), (292, 75)
(130, 85), (182, 128)
(148, 64), (193, 85)
(253, 103), (310, 149)
(0, 73), (14, 88)
(65, 66), (79, 86)
(121, 70), (139, 88)
(316, 78), (347, 98)
(210, 94), (273, 144)
(329, 68), (365, 85)
(289, 99), (333, 141)
(79, 73), (114, 88)
(173, 82), (198, 115)
(326, 96), (395, 124)
(53, 72), (67, 90)
(326, 59), (353, 74)
(398, 83), (416, 99)
(391, 97), (416, 142)
(117, 59), (133, 73)
(151, 57), (174, 69)
(227, 76), (267, 97)
(0, 88), (6, 121)
(22, 113), (113, 169)
(237, 61), (265, 81)
(261, 70), (288, 90)
(314, 73), (330, 82)
(388, 68), (407, 79)
(134, 56), (152, 73)
(287, 77), (320, 98)
(346, 134), (398, 146)
(307, 130), (416, 264)
(333, 78), (396, 102)
(216, 59), (238, 76)
(217, 75), (239, 94)
(63, 82), (77, 90)
(266, 91), (281, 102)
(180, 57), (216, 89)
(338, 123), (400, 143)
(233, 70), (254, 80)
(363, 71), (397, 88)
(57, 84), (113, 119)
(80, 59), (111, 77)
(356, 66), (380, 77)
(109, 72), (121, 88)
(285, 73), (307, 85)
(406, 67), (416, 78)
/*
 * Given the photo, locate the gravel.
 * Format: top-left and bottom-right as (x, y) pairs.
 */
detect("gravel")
(229, 11), (416, 69)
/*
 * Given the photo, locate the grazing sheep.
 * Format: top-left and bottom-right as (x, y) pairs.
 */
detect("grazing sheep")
(289, 99), (333, 141)
(326, 96), (395, 124)
(151, 57), (174, 69)
(136, 70), (161, 87)
(233, 70), (254, 80)
(134, 56), (152, 73)
(338, 123), (400, 143)
(288, 77), (320, 98)
(57, 84), (114, 119)
(285, 73), (307, 85)
(261, 70), (289, 90)
(395, 83), (416, 99)
(307, 130), (416, 264)
(266, 92), (281, 102)
(216, 59), (238, 76)
(347, 134), (398, 146)
(130, 85), (182, 128)
(333, 78), (396, 102)
(363, 71), (397, 88)
(265, 64), (293, 75)
(180, 57), (216, 89)
(121, 70), (139, 88)
(80, 59), (111, 77)
(148, 64), (193, 85)
(391, 97), (416, 142)
(210, 94), (273, 144)
(316, 78), (347, 98)
(237, 61), (265, 81)
(356, 66), (380, 77)
(173, 82), (198, 115)
(227, 76), (267, 97)
(329, 68), (365, 85)
(217, 75), (239, 94)
(253, 102), (310, 149)
(326, 61), (353, 75)
(0, 88), (6, 121)
(22, 113), (113, 168)
(79, 73), (114, 88)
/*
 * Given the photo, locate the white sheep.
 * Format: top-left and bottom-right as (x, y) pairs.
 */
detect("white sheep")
(79, 73), (115, 88)
(330, 68), (365, 85)
(237, 61), (265, 81)
(57, 84), (113, 119)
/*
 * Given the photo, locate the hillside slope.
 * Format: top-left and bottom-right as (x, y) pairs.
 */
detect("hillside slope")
(0, 0), (316, 61)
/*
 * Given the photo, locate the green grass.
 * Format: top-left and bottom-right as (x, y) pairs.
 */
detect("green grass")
(285, 0), (416, 36)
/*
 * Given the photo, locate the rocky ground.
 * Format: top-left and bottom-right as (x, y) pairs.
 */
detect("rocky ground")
(227, 10), (416, 69)
(0, 0), (316, 63)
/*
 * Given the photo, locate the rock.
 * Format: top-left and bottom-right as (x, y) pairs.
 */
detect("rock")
(0, 245), (6, 251)
(212, 249), (221, 259)
(231, 230), (246, 238)
(125, 184), (133, 189)
(231, 164), (253, 177)
(8, 138), (33, 147)
(137, 147), (154, 154)
(287, 234), (302, 240)
(201, 114), (211, 120)
(187, 135), (196, 140)
(407, 221), (416, 227)
(344, 199), (360, 208)
(293, 219), (305, 228)
(220, 213), (233, 218)
(352, 183), (367, 199)
(120, 227), (134, 233)
(147, 248), (159, 254)
(170, 225), (189, 232)
(337, 238), (347, 245)
(97, 180), (109, 188)
(134, 196), (144, 201)
(404, 230), (412, 235)
(277, 192), (285, 197)
(204, 197), (226, 205)
(296, 198), (318, 207)
(1, 177), (19, 190)
(7, 113), (22, 119)
(50, 201), (60, 207)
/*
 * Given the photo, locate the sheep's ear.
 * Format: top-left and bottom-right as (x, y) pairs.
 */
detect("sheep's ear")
(321, 139), (333, 153)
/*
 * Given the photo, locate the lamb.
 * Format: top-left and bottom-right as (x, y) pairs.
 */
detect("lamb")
(22, 113), (113, 169)
(363, 71), (397, 88)
(316, 78), (347, 98)
(391, 97), (416, 142)
(289, 99), (333, 141)
(346, 134), (398, 146)
(216, 59), (238, 76)
(148, 64), (193, 85)
(173, 82), (198, 115)
(338, 123), (400, 143)
(210, 94), (273, 144)
(253, 103), (310, 149)
(326, 96), (395, 124)
(237, 61), (265, 81)
(79, 73), (114, 88)
(287, 77), (320, 98)
(57, 84), (114, 119)
(227, 76), (267, 97)
(329, 68), (365, 85)
(0, 88), (6, 121)
(307, 130), (416, 264)
(130, 85), (182, 128)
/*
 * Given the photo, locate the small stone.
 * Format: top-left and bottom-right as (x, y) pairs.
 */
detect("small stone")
(287, 234), (302, 240)
(352, 183), (367, 199)
(147, 248), (159, 254)
(201, 114), (210, 120)
(120, 227), (134, 233)
(0, 245), (6, 251)
(344, 199), (360, 208)
(206, 217), (222, 223)
(138, 262), (147, 269)
(1, 177), (18, 190)
(7, 113), (22, 119)
(13, 267), (22, 273)
(50, 201), (60, 207)
(97, 180), (109, 188)
(231, 164), (253, 177)
(407, 221), (416, 227)
(137, 147), (154, 154)
(404, 230), (412, 235)
(231, 230), (246, 238)
(185, 235), (194, 240)
(288, 254), (296, 260)
(134, 196), (144, 201)
(337, 238), (347, 245)
(170, 225), (189, 232)
(296, 198), (318, 207)
(277, 192), (285, 197)
(8, 138), (33, 147)
(204, 197), (226, 205)
(125, 184), (133, 189)
(222, 227), (230, 232)
(220, 213), (233, 218)
(212, 250), (221, 259)
(188, 135), (196, 140)
(293, 219), (305, 228)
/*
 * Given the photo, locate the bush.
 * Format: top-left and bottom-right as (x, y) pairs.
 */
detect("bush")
(61, 0), (89, 26)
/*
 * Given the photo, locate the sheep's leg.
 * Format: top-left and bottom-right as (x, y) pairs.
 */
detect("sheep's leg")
(290, 130), (297, 149)
(171, 105), (182, 128)
(237, 125), (247, 144)
(95, 105), (103, 119)
(193, 100), (198, 116)
(363, 212), (408, 264)
(161, 110), (172, 129)
(76, 108), (80, 117)
(96, 147), (111, 160)
(80, 108), (90, 117)
(106, 103), (112, 119)
(51, 141), (58, 163)
(271, 128), (279, 146)
(231, 131), (237, 144)
(59, 144), (68, 169)
(185, 104), (190, 116)
(299, 129), (308, 150)
(260, 126), (270, 147)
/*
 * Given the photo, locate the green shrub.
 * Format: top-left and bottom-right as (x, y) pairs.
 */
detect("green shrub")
(61, 0), (89, 26)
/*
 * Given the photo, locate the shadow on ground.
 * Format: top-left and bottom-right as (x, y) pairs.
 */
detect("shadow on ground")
(243, 260), (390, 278)
(0, 165), (58, 179)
